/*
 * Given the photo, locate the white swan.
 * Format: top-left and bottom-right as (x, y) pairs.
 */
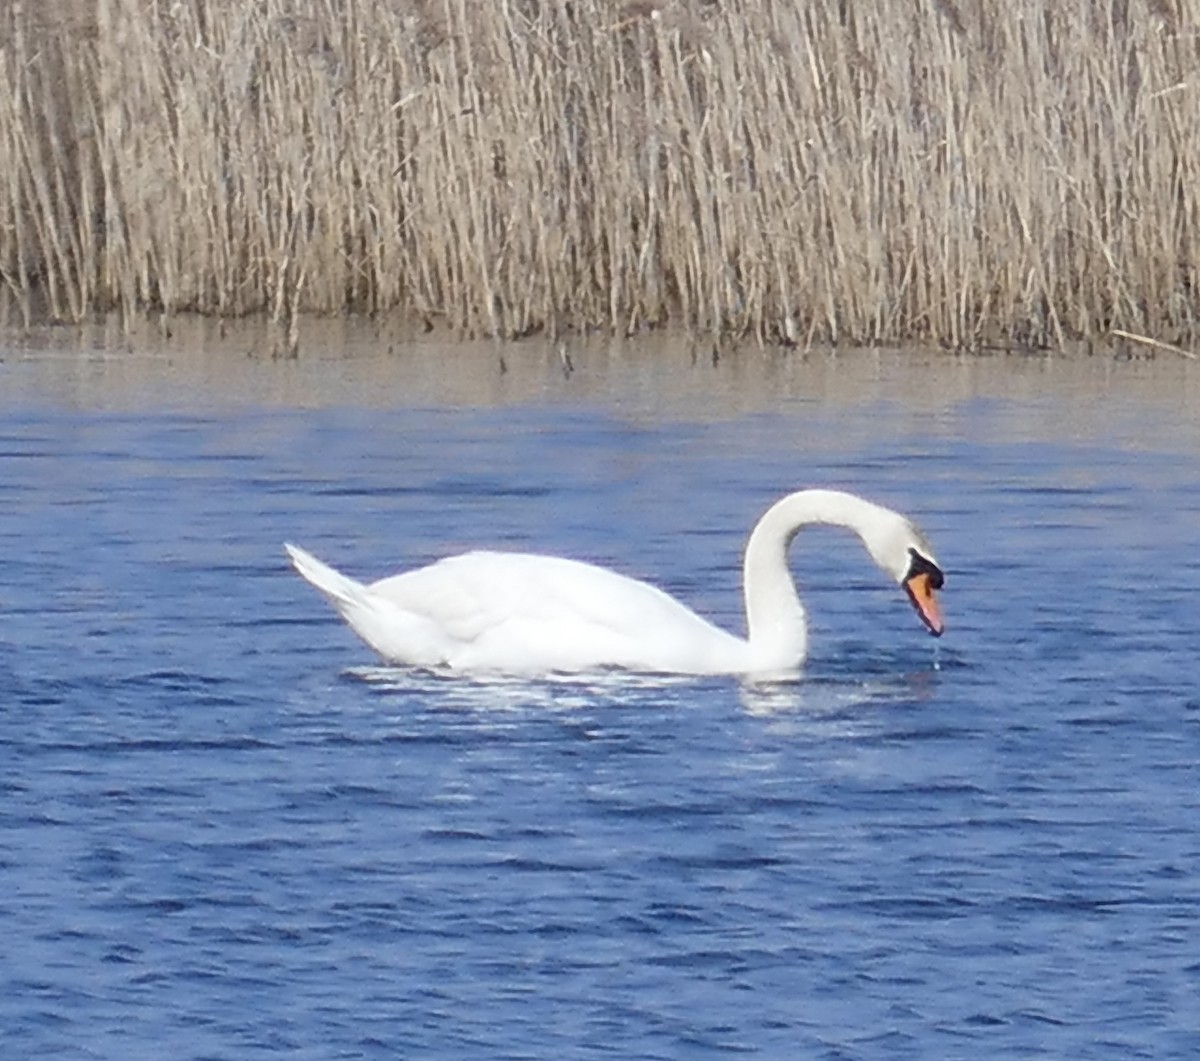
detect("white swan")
(284, 488), (944, 676)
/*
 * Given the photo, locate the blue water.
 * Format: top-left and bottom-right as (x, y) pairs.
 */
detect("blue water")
(3, 342), (1200, 1059)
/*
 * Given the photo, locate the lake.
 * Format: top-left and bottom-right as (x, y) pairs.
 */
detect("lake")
(2, 322), (1200, 1059)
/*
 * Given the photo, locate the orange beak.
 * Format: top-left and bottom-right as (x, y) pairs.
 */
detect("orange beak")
(904, 571), (944, 636)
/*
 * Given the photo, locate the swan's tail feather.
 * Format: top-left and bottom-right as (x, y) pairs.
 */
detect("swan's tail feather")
(284, 543), (368, 610)
(284, 543), (443, 666)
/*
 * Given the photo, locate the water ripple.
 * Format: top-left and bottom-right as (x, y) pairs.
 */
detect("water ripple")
(3, 379), (1200, 1059)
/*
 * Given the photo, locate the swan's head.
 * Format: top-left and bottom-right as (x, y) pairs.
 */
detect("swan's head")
(900, 547), (945, 636)
(747, 489), (945, 643)
(863, 514), (945, 637)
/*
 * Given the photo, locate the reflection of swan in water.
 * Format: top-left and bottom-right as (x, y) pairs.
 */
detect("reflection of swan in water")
(286, 489), (944, 677)
(343, 666), (940, 723)
(346, 666), (701, 714)
(737, 669), (941, 718)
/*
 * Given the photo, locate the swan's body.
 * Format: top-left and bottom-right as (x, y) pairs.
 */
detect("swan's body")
(285, 489), (944, 676)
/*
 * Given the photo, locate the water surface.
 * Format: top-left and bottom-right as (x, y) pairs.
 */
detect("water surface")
(2, 329), (1199, 1059)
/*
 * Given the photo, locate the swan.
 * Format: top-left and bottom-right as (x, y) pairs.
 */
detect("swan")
(284, 488), (944, 676)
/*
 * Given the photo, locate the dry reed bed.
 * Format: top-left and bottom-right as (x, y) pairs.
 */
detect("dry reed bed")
(1, 0), (1199, 347)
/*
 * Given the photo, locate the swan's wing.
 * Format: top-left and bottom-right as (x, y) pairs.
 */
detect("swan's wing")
(368, 551), (743, 672)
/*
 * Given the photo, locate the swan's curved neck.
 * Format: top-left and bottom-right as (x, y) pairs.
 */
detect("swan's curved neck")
(741, 490), (893, 669)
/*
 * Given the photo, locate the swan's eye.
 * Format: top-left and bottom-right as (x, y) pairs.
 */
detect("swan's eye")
(906, 549), (944, 589)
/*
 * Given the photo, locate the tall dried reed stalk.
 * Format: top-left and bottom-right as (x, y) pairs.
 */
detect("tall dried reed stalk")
(2, 0), (1199, 347)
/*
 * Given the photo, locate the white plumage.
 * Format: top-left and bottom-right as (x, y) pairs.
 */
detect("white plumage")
(286, 488), (944, 676)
